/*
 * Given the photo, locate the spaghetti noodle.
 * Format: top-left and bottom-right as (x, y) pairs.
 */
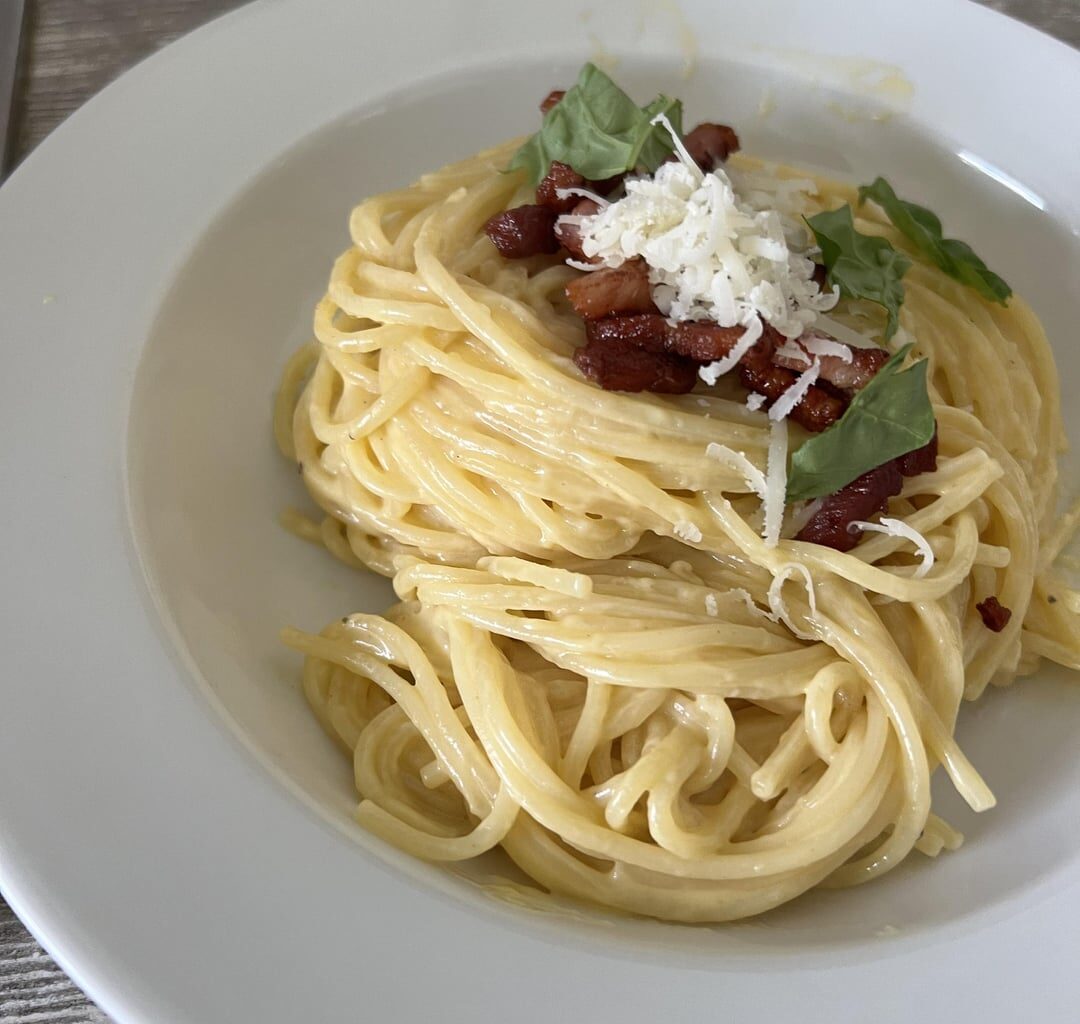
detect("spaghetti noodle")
(274, 131), (1079, 922)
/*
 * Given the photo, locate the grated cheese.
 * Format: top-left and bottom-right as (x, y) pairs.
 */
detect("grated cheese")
(803, 334), (852, 362)
(850, 517), (935, 578)
(813, 313), (882, 350)
(705, 593), (719, 616)
(674, 520), (703, 543)
(763, 418), (789, 547)
(746, 392), (767, 412)
(728, 587), (762, 618)
(698, 316), (762, 385)
(775, 338), (812, 365)
(704, 442), (767, 498)
(575, 133), (836, 349)
(565, 258), (601, 272)
(555, 186), (611, 207)
(651, 112), (702, 174)
(769, 359), (821, 421)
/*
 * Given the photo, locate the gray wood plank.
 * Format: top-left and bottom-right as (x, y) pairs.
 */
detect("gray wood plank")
(10, 0), (249, 164)
(979, 0), (1080, 46)
(0, 0), (25, 172)
(0, 901), (107, 1021)
(1, 0), (1079, 1021)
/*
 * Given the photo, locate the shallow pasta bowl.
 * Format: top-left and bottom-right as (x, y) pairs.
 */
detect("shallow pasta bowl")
(0, 1), (1078, 1020)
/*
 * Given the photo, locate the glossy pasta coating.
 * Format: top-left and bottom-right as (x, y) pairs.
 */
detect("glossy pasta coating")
(274, 140), (1079, 922)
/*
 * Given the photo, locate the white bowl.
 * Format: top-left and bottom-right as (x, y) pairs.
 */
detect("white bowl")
(2, 1), (1079, 1020)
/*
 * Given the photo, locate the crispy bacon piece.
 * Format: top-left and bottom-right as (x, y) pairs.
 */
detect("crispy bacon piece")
(666, 321), (746, 362)
(588, 315), (793, 380)
(792, 423), (937, 552)
(573, 337), (697, 393)
(896, 428), (939, 477)
(795, 462), (904, 551)
(484, 204), (559, 258)
(682, 122), (741, 170)
(769, 345), (817, 374)
(976, 596), (1012, 632)
(833, 347), (890, 391)
(586, 313), (668, 352)
(586, 315), (743, 361)
(772, 339), (889, 392)
(540, 89), (565, 115)
(565, 259), (655, 319)
(739, 333), (847, 433)
(554, 198), (600, 261)
(536, 161), (588, 214)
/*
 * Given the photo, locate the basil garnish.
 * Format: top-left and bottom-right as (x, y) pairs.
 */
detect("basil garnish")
(858, 177), (1012, 305)
(786, 344), (935, 502)
(509, 63), (683, 186)
(806, 205), (911, 340)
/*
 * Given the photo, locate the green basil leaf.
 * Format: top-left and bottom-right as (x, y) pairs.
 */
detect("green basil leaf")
(786, 344), (935, 502)
(508, 63), (680, 185)
(506, 131), (550, 188)
(806, 204), (911, 340)
(858, 176), (1012, 305)
(635, 96), (683, 172)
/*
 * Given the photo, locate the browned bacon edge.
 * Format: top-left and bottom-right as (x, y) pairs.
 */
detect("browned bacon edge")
(739, 331), (847, 434)
(976, 595), (1012, 632)
(794, 463), (904, 552)
(679, 123), (741, 171)
(773, 340), (889, 392)
(794, 431), (939, 551)
(535, 161), (589, 214)
(564, 260), (656, 320)
(572, 337), (698, 393)
(484, 205), (559, 259)
(554, 198), (601, 261)
(540, 89), (565, 115)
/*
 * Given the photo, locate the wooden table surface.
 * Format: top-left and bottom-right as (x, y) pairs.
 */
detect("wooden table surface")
(2, 0), (1079, 1020)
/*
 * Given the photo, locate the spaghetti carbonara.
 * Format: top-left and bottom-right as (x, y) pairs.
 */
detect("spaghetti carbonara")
(274, 67), (1079, 922)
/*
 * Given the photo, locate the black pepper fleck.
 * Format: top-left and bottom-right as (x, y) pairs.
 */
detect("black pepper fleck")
(1048, 595), (1058, 604)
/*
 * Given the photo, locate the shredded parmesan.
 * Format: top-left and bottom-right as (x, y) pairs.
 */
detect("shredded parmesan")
(850, 517), (935, 578)
(746, 392), (767, 412)
(763, 419), (789, 547)
(775, 339), (811, 365)
(728, 587), (762, 618)
(769, 359), (821, 422)
(767, 563), (818, 640)
(804, 334), (852, 362)
(565, 258), (600, 272)
(813, 313), (882, 350)
(699, 316), (762, 385)
(555, 186), (611, 207)
(705, 593), (719, 616)
(674, 520), (703, 544)
(576, 132), (835, 355)
(650, 111), (702, 176)
(704, 442), (767, 498)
